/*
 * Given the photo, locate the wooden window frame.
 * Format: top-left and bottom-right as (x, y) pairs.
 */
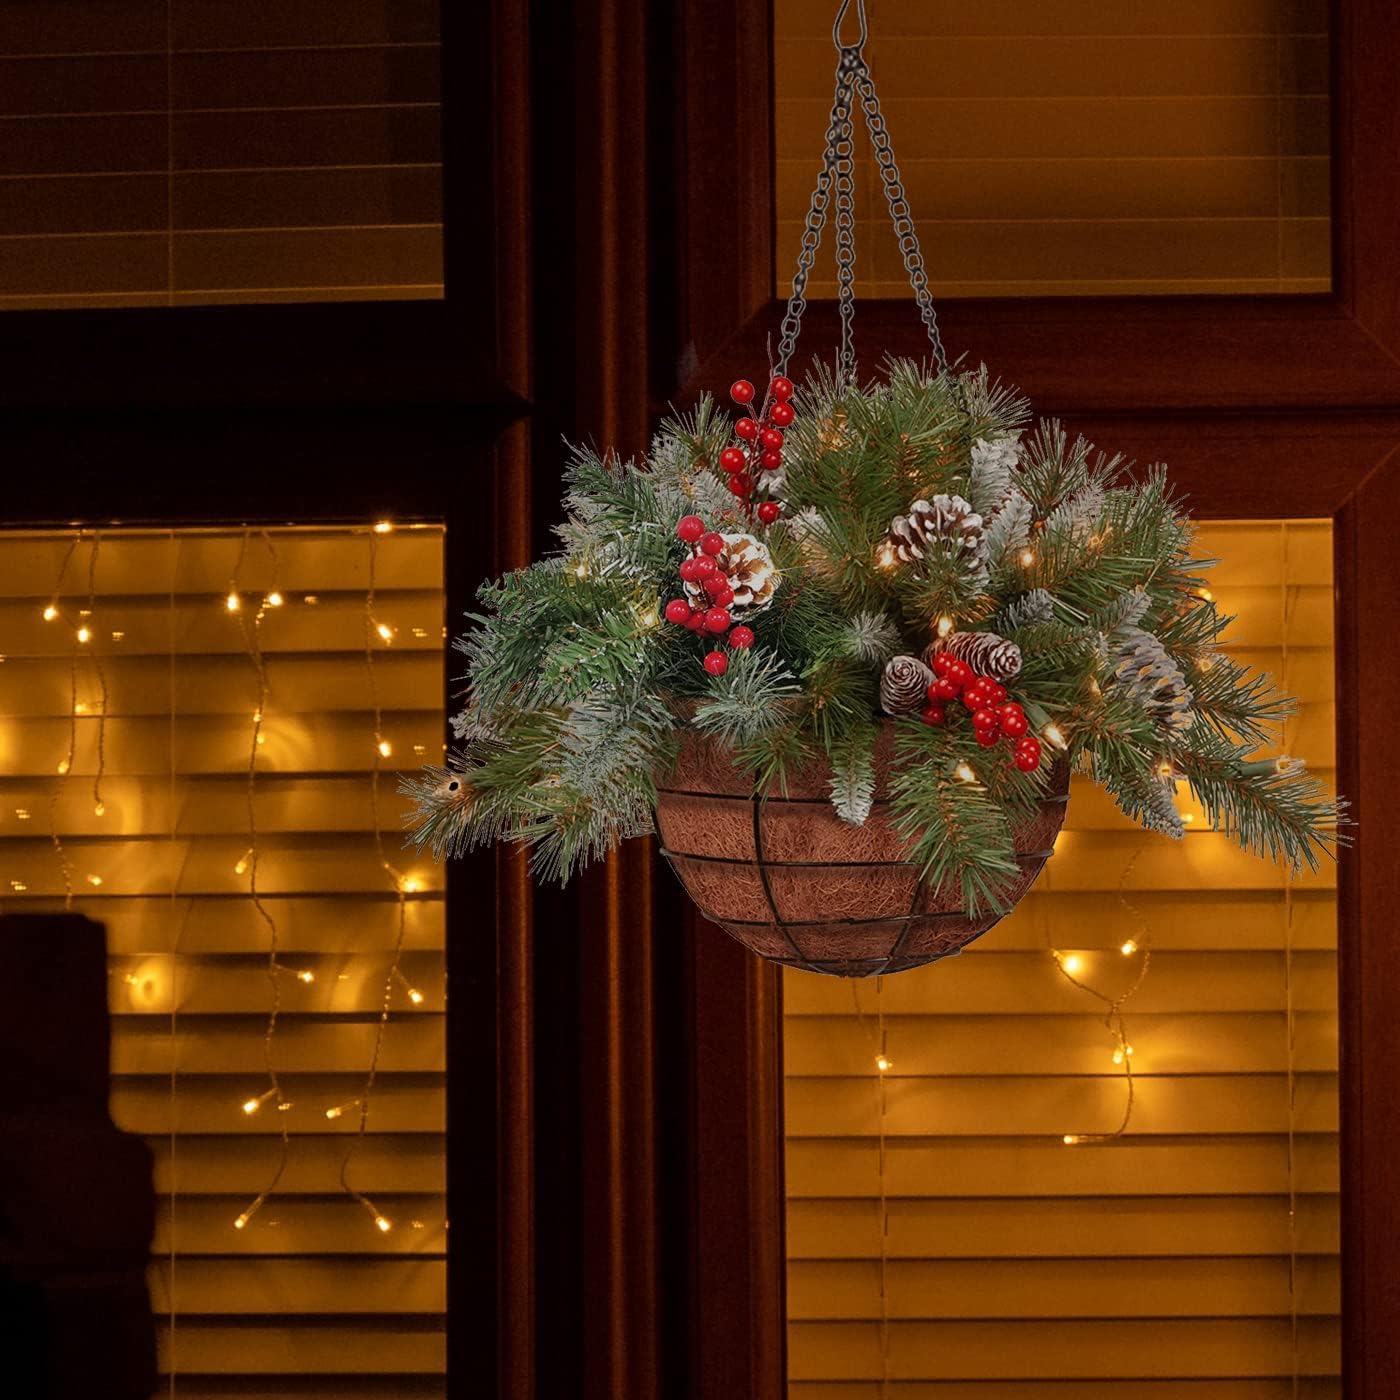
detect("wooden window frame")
(670, 2), (1400, 1396)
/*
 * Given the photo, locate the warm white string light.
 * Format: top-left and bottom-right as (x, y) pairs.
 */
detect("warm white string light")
(335, 525), (422, 1233)
(45, 535), (83, 907)
(231, 530), (295, 1231)
(1054, 840), (1153, 1145)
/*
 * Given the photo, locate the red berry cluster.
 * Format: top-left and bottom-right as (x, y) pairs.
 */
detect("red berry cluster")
(922, 654), (1043, 772)
(665, 515), (756, 676)
(723, 374), (793, 525)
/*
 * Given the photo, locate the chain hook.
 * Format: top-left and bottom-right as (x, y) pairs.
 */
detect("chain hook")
(832, 0), (868, 54)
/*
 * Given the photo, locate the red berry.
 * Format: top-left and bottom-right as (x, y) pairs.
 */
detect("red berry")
(932, 677), (960, 701)
(972, 708), (999, 733)
(719, 446), (746, 473)
(976, 729), (1002, 748)
(1014, 750), (1040, 772)
(677, 515), (705, 543)
(921, 704), (946, 726)
(962, 685), (990, 711)
(769, 376), (794, 401)
(735, 417), (759, 441)
(704, 607), (731, 633)
(757, 501), (781, 524)
(932, 653), (954, 677)
(693, 555), (718, 579)
(704, 650), (729, 676)
(664, 599), (691, 625)
(985, 681), (1008, 707)
(945, 658), (972, 686)
(727, 472), (753, 497)
(728, 625), (754, 649)
(712, 583), (735, 607)
(703, 572), (729, 598)
(685, 611), (706, 631)
(700, 532), (725, 556)
(679, 557), (701, 582)
(769, 401), (795, 427)
(760, 427), (785, 449)
(730, 379), (755, 405)
(998, 704), (1028, 738)
(759, 449), (782, 470)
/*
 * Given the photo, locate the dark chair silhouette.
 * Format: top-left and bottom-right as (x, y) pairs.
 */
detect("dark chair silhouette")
(0, 914), (156, 1399)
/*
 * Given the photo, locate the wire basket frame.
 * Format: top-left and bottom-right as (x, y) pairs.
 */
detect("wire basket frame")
(656, 728), (1070, 977)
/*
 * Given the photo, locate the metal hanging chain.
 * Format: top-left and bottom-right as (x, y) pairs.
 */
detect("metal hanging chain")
(774, 0), (948, 381)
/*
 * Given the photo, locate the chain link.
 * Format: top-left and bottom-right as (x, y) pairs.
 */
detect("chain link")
(774, 1), (949, 383)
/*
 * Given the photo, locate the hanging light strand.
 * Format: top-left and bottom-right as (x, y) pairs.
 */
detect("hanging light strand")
(46, 534), (83, 908)
(1055, 839), (1153, 1145)
(85, 533), (109, 819)
(336, 526), (414, 1233)
(231, 531), (293, 1231)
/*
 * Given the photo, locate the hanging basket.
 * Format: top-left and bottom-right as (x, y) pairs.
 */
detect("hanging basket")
(656, 725), (1069, 977)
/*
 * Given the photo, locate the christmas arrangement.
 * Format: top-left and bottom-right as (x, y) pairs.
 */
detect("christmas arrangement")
(405, 361), (1339, 972)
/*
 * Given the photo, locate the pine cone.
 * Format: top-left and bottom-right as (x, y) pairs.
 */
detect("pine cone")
(886, 495), (986, 577)
(682, 532), (779, 615)
(880, 655), (935, 716)
(1109, 627), (1193, 733)
(926, 629), (1023, 681)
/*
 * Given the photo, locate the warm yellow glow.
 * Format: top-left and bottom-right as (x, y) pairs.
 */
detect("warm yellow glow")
(953, 762), (976, 784)
(1063, 1134), (1083, 1146)
(76, 625), (91, 644)
(326, 1105), (345, 1120)
(86, 874), (103, 887)
(640, 608), (659, 628)
(376, 621), (395, 642)
(1196, 587), (1215, 603)
(110, 630), (125, 641)
(252, 710), (261, 723)
(1019, 548), (1036, 567)
(303, 594), (319, 605)
(400, 875), (422, 894)
(1043, 723), (1067, 749)
(93, 802), (105, 817)
(373, 520), (394, 534)
(374, 1215), (393, 1233)
(1182, 812), (1196, 825)
(42, 603), (58, 621)
(74, 701), (88, 715)
(10, 880), (27, 893)
(265, 591), (284, 607)
(876, 543), (896, 569)
(936, 614), (955, 639)
(1156, 761), (1174, 779)
(242, 1098), (262, 1115)
(875, 1055), (893, 1072)
(234, 849), (251, 875)
(255, 732), (266, 747)
(14, 809), (30, 821)
(225, 591), (241, 612)
(378, 739), (392, 758)
(296, 969), (315, 984)
(1120, 939), (1138, 956)
(407, 987), (425, 1005)
(1061, 953), (1084, 976)
(57, 759), (70, 775)
(233, 1212), (251, 1230)
(1112, 1048), (1125, 1065)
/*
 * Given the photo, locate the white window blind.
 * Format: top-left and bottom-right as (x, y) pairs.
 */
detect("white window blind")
(0, 524), (447, 1398)
(785, 521), (1339, 1397)
(0, 1), (442, 309)
(775, 0), (1330, 296)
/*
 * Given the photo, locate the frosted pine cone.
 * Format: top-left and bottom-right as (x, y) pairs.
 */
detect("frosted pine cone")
(1109, 627), (1193, 733)
(880, 655), (935, 716)
(886, 495), (986, 579)
(682, 532), (779, 615)
(926, 629), (1023, 682)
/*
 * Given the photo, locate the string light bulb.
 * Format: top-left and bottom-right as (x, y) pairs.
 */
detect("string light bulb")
(375, 622), (395, 643)
(1120, 939), (1138, 956)
(242, 1087), (277, 1116)
(42, 604), (58, 622)
(1060, 953), (1084, 976)
(876, 543), (896, 569)
(954, 762), (977, 784)
(225, 591), (241, 613)
(936, 615), (955, 639)
(875, 1055), (892, 1072)
(407, 987), (425, 1005)
(234, 849), (251, 875)
(265, 591), (283, 608)
(1043, 722), (1067, 750)
(373, 521), (393, 534)
(56, 759), (70, 775)
(76, 625), (91, 644)
(296, 969), (315, 984)
(93, 802), (105, 817)
(1063, 1134), (1084, 1146)
(86, 874), (103, 887)
(374, 1215), (393, 1233)
(378, 739), (392, 759)
(1019, 548), (1036, 567)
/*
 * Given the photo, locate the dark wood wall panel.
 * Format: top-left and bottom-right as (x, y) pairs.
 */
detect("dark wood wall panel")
(0, 0), (442, 309)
